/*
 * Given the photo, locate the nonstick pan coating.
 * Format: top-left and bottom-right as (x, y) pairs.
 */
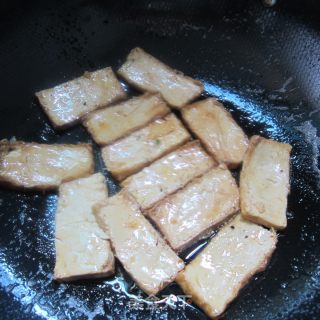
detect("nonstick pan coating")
(0, 0), (319, 319)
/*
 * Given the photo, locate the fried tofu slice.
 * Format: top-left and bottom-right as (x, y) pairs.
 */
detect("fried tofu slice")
(121, 141), (215, 210)
(0, 140), (94, 190)
(181, 98), (249, 168)
(36, 67), (126, 129)
(94, 190), (184, 295)
(118, 47), (203, 108)
(240, 136), (292, 230)
(147, 166), (239, 252)
(83, 93), (170, 145)
(176, 215), (277, 319)
(101, 114), (190, 181)
(54, 173), (114, 281)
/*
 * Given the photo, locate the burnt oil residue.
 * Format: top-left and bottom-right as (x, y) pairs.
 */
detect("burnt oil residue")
(0, 0), (320, 319)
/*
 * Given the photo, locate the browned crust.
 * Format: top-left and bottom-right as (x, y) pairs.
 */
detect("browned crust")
(0, 140), (94, 191)
(176, 230), (277, 319)
(146, 167), (239, 252)
(83, 93), (171, 146)
(105, 136), (191, 182)
(36, 68), (127, 130)
(149, 209), (238, 253)
(146, 168), (196, 213)
(36, 91), (127, 131)
(118, 73), (203, 110)
(117, 47), (204, 109)
(94, 191), (184, 295)
(109, 242), (182, 296)
(241, 212), (287, 230)
(120, 140), (217, 199)
(141, 162), (215, 215)
(102, 116), (191, 181)
(121, 140), (217, 211)
(239, 136), (262, 201)
(240, 135), (292, 230)
(181, 98), (249, 169)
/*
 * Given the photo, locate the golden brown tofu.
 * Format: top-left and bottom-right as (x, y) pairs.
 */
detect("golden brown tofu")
(101, 114), (190, 181)
(94, 191), (184, 295)
(147, 166), (239, 252)
(121, 141), (215, 210)
(0, 140), (94, 190)
(181, 98), (249, 168)
(118, 47), (203, 108)
(240, 136), (292, 230)
(55, 173), (114, 281)
(36, 67), (126, 129)
(176, 215), (277, 319)
(83, 93), (170, 145)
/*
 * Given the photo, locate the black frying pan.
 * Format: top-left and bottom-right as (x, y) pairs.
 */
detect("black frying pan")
(0, 0), (319, 319)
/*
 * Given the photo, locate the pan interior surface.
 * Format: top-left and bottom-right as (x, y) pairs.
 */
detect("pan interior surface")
(0, 0), (319, 319)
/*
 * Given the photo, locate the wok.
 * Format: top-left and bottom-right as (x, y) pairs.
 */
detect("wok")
(0, 0), (319, 319)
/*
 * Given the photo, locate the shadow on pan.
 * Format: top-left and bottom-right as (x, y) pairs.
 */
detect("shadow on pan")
(0, 0), (319, 319)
